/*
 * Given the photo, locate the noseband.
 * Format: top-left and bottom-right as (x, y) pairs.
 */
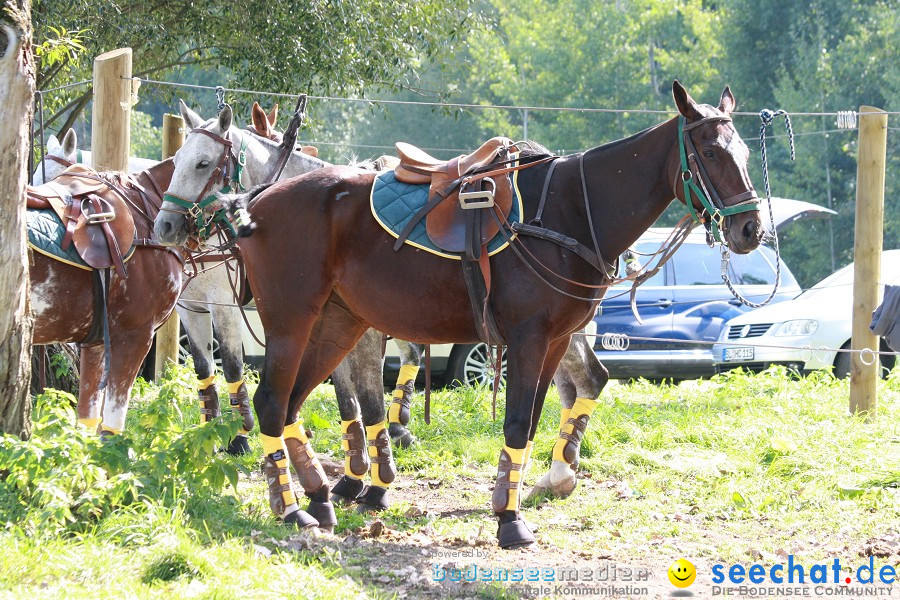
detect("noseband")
(161, 127), (247, 239)
(678, 115), (758, 243)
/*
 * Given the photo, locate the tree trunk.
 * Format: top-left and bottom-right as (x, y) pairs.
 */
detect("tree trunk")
(0, 0), (35, 439)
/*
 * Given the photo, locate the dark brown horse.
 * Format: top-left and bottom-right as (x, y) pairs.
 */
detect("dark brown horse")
(154, 81), (763, 547)
(29, 161), (181, 434)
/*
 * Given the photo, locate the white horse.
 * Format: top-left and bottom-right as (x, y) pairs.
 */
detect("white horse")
(32, 129), (158, 185)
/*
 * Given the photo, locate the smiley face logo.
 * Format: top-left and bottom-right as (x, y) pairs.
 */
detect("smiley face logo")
(668, 558), (696, 588)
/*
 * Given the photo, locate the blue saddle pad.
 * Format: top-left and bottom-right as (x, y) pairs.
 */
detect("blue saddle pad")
(27, 208), (91, 269)
(370, 168), (524, 260)
(27, 208), (135, 270)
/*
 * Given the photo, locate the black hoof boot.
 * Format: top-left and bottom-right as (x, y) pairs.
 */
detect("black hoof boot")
(497, 519), (535, 549)
(225, 434), (251, 456)
(307, 501), (337, 532)
(356, 485), (389, 513)
(99, 429), (118, 443)
(330, 475), (366, 504)
(284, 509), (319, 529)
(388, 423), (416, 448)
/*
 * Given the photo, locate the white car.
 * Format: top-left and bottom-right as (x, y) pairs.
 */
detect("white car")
(713, 249), (900, 377)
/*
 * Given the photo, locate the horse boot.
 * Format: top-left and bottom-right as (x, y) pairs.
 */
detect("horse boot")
(78, 417), (101, 435)
(492, 445), (534, 549)
(388, 364), (418, 448)
(283, 420), (337, 532)
(532, 398), (598, 500)
(330, 418), (369, 505)
(260, 432), (319, 529)
(225, 380), (253, 455)
(357, 422), (395, 512)
(197, 375), (221, 425)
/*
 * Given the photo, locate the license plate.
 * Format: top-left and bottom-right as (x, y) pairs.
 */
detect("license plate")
(723, 347), (754, 362)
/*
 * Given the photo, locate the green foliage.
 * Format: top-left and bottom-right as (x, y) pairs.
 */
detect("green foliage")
(129, 110), (161, 160)
(0, 372), (244, 538)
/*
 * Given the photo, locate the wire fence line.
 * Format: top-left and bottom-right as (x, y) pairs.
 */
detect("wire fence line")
(127, 76), (898, 120)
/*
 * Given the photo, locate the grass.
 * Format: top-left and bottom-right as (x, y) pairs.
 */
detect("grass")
(1, 364), (899, 598)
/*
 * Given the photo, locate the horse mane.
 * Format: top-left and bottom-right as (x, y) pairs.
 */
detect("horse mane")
(220, 183), (275, 237)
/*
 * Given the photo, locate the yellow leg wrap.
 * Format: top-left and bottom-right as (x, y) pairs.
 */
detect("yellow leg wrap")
(198, 374), (216, 389)
(227, 379), (250, 434)
(100, 425), (121, 435)
(260, 433), (298, 514)
(283, 419), (309, 443)
(392, 365), (419, 397)
(559, 407), (572, 431)
(366, 422), (392, 487)
(503, 445), (526, 512)
(522, 440), (534, 474)
(552, 397), (597, 462)
(78, 417), (101, 433)
(341, 419), (365, 480)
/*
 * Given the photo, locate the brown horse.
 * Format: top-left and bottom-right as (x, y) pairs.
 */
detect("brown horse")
(154, 81), (763, 547)
(29, 161), (181, 434)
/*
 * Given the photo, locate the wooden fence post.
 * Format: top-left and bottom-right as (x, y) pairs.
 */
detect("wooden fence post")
(849, 106), (887, 416)
(91, 48), (132, 172)
(153, 114), (185, 380)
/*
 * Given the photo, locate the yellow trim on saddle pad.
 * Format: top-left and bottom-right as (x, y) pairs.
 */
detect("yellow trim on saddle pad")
(369, 153), (524, 260)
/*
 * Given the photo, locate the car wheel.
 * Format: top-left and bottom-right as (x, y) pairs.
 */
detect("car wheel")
(446, 343), (507, 387)
(833, 340), (895, 379)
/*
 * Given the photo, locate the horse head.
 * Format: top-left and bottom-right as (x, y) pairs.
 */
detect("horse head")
(32, 129), (78, 185)
(154, 100), (330, 247)
(670, 80), (762, 254)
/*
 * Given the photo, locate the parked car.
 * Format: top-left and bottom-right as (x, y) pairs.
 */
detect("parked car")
(589, 227), (802, 380)
(712, 249), (900, 378)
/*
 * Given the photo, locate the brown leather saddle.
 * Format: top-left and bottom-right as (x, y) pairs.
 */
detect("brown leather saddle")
(27, 164), (136, 275)
(393, 136), (516, 254)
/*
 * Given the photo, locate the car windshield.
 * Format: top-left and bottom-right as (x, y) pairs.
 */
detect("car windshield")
(799, 250), (900, 300)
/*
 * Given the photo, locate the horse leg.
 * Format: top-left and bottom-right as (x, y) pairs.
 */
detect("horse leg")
(328, 336), (370, 505)
(530, 333), (609, 500)
(254, 290), (333, 529)
(97, 328), (155, 436)
(178, 307), (222, 430)
(210, 302), (253, 455)
(388, 340), (424, 448)
(492, 325), (562, 549)
(76, 345), (105, 434)
(281, 293), (369, 532)
(346, 329), (396, 512)
(524, 336), (573, 475)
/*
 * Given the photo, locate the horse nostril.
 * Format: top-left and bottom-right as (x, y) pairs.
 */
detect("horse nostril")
(743, 219), (759, 240)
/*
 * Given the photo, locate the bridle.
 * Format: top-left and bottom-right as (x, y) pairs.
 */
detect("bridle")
(160, 126), (248, 239)
(677, 114), (759, 244)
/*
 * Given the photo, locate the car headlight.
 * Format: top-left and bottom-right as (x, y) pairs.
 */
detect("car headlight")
(774, 319), (818, 337)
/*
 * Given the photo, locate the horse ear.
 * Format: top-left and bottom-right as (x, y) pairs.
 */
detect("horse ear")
(217, 104), (233, 132)
(718, 86), (736, 115)
(61, 128), (77, 156)
(672, 80), (702, 121)
(47, 134), (60, 151)
(300, 145), (318, 158)
(267, 104), (279, 126)
(251, 102), (269, 135)
(179, 99), (203, 129)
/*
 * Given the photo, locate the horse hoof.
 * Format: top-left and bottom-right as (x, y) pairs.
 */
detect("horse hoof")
(225, 435), (251, 456)
(330, 475), (366, 505)
(528, 464), (578, 500)
(355, 485), (389, 513)
(388, 424), (416, 448)
(497, 519), (535, 549)
(307, 501), (337, 532)
(284, 509), (319, 529)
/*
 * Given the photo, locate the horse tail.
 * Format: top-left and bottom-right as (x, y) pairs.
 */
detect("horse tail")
(220, 183), (274, 237)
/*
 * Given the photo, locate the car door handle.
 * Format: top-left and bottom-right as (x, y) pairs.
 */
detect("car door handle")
(657, 299), (673, 308)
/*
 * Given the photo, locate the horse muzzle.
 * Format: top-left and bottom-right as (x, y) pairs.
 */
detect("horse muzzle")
(153, 210), (191, 247)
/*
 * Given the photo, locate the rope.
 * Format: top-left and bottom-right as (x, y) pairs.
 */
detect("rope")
(720, 109), (795, 309)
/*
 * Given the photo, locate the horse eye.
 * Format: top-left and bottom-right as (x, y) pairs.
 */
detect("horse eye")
(196, 160), (210, 169)
(703, 149), (716, 159)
